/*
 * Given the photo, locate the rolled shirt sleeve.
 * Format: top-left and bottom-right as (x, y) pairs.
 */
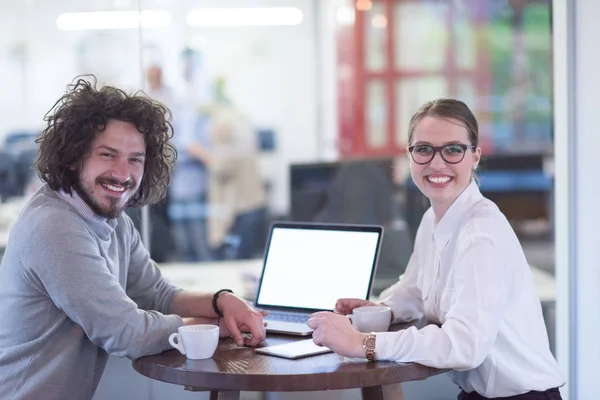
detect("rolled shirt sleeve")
(375, 233), (507, 370)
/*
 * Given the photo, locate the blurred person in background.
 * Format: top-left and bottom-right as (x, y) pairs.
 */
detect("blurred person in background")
(0, 76), (266, 400)
(190, 77), (267, 260)
(307, 99), (563, 400)
(166, 108), (214, 262)
(146, 62), (213, 262)
(121, 63), (178, 262)
(146, 64), (176, 107)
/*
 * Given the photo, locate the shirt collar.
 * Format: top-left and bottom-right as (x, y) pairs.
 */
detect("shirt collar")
(432, 180), (483, 250)
(57, 189), (118, 240)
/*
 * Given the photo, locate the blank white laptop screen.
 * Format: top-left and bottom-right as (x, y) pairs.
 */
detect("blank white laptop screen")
(255, 225), (381, 311)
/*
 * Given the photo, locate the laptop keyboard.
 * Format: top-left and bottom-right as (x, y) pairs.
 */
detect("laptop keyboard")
(265, 311), (310, 324)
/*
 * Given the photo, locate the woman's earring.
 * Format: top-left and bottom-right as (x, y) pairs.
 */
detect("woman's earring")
(473, 165), (477, 170)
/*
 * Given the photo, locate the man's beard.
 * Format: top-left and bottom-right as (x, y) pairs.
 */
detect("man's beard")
(75, 178), (135, 220)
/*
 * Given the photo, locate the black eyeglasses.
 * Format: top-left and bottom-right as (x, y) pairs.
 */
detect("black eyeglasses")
(407, 144), (476, 165)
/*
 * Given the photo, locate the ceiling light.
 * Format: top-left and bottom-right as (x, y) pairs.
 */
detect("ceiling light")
(56, 10), (172, 31)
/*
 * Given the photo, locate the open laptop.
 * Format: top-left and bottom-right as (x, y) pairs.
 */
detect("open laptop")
(254, 221), (383, 336)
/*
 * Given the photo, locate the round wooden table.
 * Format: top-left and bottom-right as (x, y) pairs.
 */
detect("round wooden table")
(133, 322), (447, 400)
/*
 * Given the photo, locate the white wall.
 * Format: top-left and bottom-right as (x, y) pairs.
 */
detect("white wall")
(0, 2), (142, 139)
(554, 0), (600, 399)
(317, 0), (345, 161)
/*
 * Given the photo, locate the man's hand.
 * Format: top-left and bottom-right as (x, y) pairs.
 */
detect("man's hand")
(334, 298), (377, 315)
(182, 315), (269, 339)
(217, 310), (268, 338)
(217, 293), (267, 347)
(307, 311), (366, 358)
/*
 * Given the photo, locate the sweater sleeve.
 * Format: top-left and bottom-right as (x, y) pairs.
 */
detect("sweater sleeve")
(123, 215), (182, 314)
(19, 210), (183, 359)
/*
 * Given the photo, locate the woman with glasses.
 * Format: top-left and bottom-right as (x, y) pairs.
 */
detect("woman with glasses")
(307, 99), (563, 399)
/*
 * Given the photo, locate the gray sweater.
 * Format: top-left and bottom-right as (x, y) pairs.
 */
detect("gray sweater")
(0, 185), (184, 400)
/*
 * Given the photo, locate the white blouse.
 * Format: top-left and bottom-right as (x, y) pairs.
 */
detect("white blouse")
(377, 181), (564, 397)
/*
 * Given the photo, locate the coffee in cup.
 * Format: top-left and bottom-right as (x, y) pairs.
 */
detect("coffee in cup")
(169, 324), (219, 360)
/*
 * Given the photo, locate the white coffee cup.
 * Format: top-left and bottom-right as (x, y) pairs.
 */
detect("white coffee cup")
(169, 324), (220, 360)
(348, 305), (392, 333)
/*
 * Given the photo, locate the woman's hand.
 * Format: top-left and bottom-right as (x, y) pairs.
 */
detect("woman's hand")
(307, 311), (367, 358)
(334, 298), (378, 315)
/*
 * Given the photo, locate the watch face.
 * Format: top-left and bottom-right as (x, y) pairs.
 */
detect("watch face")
(365, 334), (376, 350)
(364, 334), (376, 361)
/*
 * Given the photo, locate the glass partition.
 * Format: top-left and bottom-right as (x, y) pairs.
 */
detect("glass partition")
(0, 1), (555, 349)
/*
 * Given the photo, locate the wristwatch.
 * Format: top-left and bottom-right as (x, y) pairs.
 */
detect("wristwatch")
(363, 333), (377, 361)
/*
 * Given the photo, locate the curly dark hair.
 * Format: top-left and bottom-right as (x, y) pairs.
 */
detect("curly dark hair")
(36, 75), (177, 207)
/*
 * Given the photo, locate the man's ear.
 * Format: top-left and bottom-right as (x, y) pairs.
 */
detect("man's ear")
(70, 157), (85, 171)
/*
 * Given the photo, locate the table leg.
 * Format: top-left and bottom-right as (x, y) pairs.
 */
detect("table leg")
(209, 390), (241, 400)
(362, 386), (384, 400)
(362, 384), (403, 400)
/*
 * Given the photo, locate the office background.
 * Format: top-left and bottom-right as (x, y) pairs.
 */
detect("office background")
(1, 0), (596, 399)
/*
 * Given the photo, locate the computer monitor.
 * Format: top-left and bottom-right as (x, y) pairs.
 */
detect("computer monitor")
(290, 158), (398, 224)
(289, 158), (412, 294)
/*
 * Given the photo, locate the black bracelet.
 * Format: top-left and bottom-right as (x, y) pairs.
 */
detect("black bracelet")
(212, 289), (234, 317)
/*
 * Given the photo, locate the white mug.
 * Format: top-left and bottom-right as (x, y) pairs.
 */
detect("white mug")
(348, 305), (392, 333)
(169, 324), (220, 360)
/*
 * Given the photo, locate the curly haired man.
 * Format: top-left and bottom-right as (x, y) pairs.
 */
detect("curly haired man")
(0, 76), (266, 400)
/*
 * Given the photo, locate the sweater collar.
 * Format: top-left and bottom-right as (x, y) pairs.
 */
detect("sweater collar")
(57, 188), (118, 240)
